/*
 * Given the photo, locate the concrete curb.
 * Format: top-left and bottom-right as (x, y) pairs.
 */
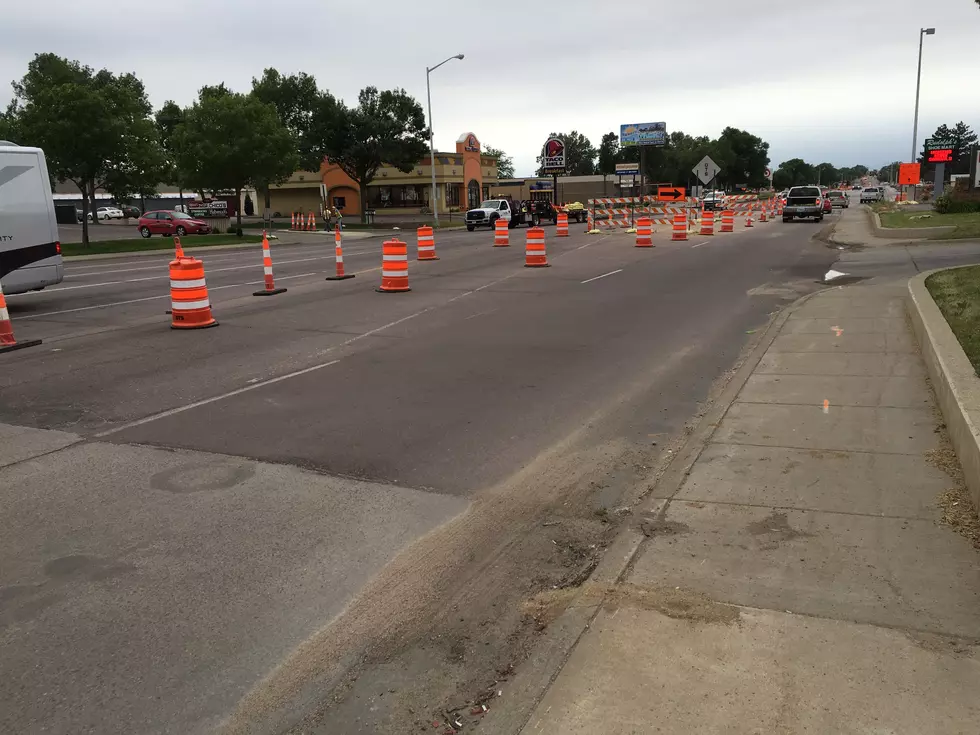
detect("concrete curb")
(480, 286), (828, 734)
(871, 209), (955, 239)
(906, 268), (980, 507)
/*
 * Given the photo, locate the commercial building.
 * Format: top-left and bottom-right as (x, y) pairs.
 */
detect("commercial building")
(261, 132), (498, 218)
(488, 174), (642, 205)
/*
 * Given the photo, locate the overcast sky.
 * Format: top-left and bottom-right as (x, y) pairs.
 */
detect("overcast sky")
(3, 0), (979, 177)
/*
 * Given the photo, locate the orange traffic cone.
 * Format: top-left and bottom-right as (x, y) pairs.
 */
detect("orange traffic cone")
(524, 227), (549, 267)
(326, 225), (355, 280)
(745, 206), (754, 228)
(417, 226), (438, 260)
(0, 281), (41, 353)
(170, 255), (218, 329)
(377, 238), (411, 292)
(253, 230), (287, 296)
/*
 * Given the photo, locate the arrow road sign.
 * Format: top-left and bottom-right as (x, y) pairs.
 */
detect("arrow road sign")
(694, 155), (721, 185)
(657, 186), (685, 201)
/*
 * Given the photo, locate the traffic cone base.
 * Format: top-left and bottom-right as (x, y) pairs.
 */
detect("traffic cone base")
(0, 338), (42, 354)
(326, 273), (355, 281)
(0, 282), (41, 353)
(253, 287), (287, 296)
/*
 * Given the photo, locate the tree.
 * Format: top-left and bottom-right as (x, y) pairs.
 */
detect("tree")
(536, 131), (596, 176)
(312, 86), (428, 223)
(772, 159), (816, 189)
(173, 89), (298, 234)
(814, 162), (838, 186)
(4, 53), (158, 244)
(483, 145), (514, 179)
(156, 101), (187, 208)
(919, 122), (978, 177)
(597, 132), (619, 194)
(717, 127), (770, 188)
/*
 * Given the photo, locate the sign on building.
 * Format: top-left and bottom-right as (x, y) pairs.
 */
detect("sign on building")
(615, 162), (639, 175)
(541, 137), (566, 172)
(620, 122), (667, 147)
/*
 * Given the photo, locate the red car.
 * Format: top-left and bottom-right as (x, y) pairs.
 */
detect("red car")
(822, 196), (833, 214)
(137, 210), (212, 238)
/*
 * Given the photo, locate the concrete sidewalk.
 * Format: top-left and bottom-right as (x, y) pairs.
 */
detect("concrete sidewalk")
(829, 205), (926, 248)
(520, 283), (980, 734)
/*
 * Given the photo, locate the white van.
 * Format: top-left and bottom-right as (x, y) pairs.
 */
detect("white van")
(0, 142), (64, 295)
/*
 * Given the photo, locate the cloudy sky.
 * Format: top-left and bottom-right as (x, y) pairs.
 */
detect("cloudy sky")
(3, 0), (979, 177)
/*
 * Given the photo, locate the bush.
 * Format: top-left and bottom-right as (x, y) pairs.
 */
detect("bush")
(934, 194), (951, 213)
(935, 196), (980, 214)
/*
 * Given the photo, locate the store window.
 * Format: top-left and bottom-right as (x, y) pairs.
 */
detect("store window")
(368, 185), (430, 208)
(332, 196), (346, 209)
(467, 180), (480, 209)
(446, 184), (461, 208)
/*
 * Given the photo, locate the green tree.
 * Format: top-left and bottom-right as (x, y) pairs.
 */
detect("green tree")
(536, 131), (597, 176)
(919, 122), (978, 176)
(597, 132), (619, 194)
(484, 145), (514, 178)
(772, 159), (816, 189)
(5, 53), (158, 244)
(173, 88), (298, 234)
(311, 86), (428, 223)
(155, 101), (187, 208)
(814, 162), (838, 186)
(717, 127), (770, 188)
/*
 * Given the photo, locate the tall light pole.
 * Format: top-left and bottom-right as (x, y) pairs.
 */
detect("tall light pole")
(426, 53), (464, 226)
(912, 27), (936, 163)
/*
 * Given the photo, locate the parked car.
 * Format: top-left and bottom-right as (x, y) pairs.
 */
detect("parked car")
(860, 187), (882, 204)
(120, 205), (141, 219)
(826, 190), (849, 208)
(87, 206), (124, 221)
(137, 210), (213, 238)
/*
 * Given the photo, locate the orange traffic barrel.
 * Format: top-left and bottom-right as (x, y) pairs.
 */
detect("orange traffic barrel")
(524, 227), (549, 267)
(253, 230), (287, 296)
(700, 210), (715, 236)
(327, 225), (355, 280)
(0, 280), (41, 353)
(635, 217), (653, 247)
(671, 212), (688, 241)
(494, 218), (510, 247)
(556, 212), (569, 237)
(170, 256), (218, 329)
(417, 226), (438, 260)
(377, 238), (410, 292)
(720, 210), (735, 233)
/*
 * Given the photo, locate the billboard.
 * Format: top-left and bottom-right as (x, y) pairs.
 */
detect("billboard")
(620, 122), (667, 147)
(541, 137), (565, 172)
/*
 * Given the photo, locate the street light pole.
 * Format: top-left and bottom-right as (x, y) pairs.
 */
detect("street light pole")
(425, 54), (464, 227)
(912, 27), (936, 163)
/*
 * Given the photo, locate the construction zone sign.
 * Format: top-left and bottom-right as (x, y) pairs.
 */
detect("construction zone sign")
(541, 137), (566, 172)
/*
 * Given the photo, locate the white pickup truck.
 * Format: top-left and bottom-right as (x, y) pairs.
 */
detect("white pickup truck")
(860, 187), (882, 204)
(465, 198), (535, 231)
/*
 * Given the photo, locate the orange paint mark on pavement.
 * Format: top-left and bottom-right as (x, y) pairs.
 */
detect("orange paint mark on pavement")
(823, 399), (830, 414)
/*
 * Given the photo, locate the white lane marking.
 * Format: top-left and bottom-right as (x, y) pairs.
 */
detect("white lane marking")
(94, 307), (433, 437)
(93, 360), (343, 438)
(581, 269), (623, 284)
(691, 241), (709, 249)
(19, 273), (322, 319)
(464, 308), (498, 321)
(16, 275), (161, 294)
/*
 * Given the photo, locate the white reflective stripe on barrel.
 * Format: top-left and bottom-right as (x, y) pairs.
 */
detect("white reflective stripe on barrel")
(171, 278), (207, 289)
(384, 269), (408, 278)
(383, 254), (407, 261)
(172, 298), (211, 310)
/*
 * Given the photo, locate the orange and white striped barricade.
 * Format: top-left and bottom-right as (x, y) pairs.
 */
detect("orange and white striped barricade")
(417, 226), (438, 261)
(524, 227), (549, 267)
(170, 255), (218, 329)
(0, 280), (41, 353)
(555, 212), (569, 237)
(671, 212), (688, 241)
(253, 230), (287, 296)
(377, 238), (410, 292)
(700, 210), (715, 236)
(326, 225), (355, 280)
(494, 218), (509, 247)
(635, 217), (653, 248)
(745, 205), (754, 228)
(720, 210), (735, 233)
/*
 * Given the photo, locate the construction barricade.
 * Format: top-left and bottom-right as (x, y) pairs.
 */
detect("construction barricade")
(377, 238), (410, 292)
(170, 254), (218, 329)
(0, 280), (41, 353)
(720, 210), (735, 233)
(253, 230), (286, 296)
(635, 218), (653, 247)
(524, 228), (549, 267)
(671, 212), (688, 242)
(556, 213), (569, 237)
(494, 218), (509, 247)
(700, 210), (715, 236)
(326, 225), (355, 280)
(417, 226), (438, 260)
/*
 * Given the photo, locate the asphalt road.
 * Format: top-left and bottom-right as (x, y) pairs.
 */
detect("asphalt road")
(1, 208), (879, 733)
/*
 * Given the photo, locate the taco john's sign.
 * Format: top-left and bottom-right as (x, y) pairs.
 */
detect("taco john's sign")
(541, 137), (565, 172)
